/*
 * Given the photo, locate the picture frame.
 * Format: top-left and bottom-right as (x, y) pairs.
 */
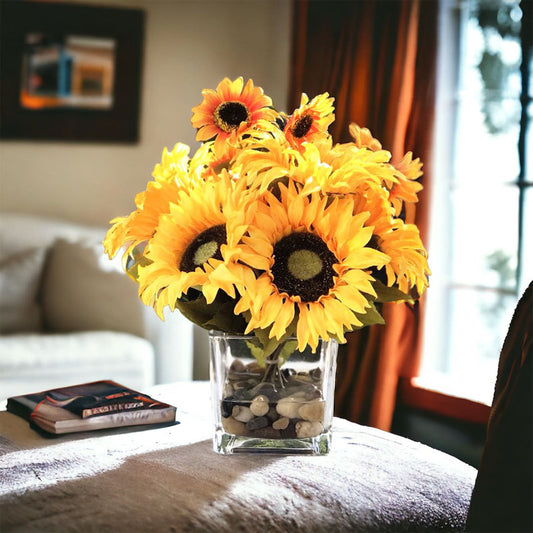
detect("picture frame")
(0, 1), (144, 143)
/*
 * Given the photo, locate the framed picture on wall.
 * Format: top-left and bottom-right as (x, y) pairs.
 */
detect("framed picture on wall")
(0, 1), (144, 143)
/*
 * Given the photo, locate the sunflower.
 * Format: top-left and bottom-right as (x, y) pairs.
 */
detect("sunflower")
(235, 120), (295, 193)
(351, 181), (396, 236)
(103, 178), (182, 261)
(349, 123), (383, 151)
(284, 92), (335, 149)
(152, 143), (191, 184)
(389, 152), (424, 216)
(191, 77), (277, 154)
(137, 174), (255, 318)
(298, 139), (398, 196)
(377, 219), (430, 296)
(189, 140), (239, 181)
(103, 144), (192, 261)
(348, 123), (424, 214)
(103, 216), (130, 261)
(234, 183), (389, 351)
(236, 131), (395, 199)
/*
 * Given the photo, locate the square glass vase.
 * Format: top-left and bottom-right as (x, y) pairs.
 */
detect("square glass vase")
(209, 330), (338, 455)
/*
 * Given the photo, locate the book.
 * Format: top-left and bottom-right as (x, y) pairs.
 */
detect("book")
(6, 380), (177, 435)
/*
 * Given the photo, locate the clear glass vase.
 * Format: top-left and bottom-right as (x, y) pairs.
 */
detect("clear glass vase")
(209, 330), (338, 455)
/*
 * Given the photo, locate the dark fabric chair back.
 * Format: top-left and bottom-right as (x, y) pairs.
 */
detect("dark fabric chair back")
(466, 281), (532, 532)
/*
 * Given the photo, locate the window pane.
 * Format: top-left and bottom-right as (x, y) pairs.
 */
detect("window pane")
(529, 39), (533, 100)
(526, 101), (533, 184)
(450, 185), (519, 289)
(463, 1), (522, 100)
(454, 97), (521, 186)
(454, 1), (522, 187)
(446, 286), (517, 401)
(520, 185), (533, 293)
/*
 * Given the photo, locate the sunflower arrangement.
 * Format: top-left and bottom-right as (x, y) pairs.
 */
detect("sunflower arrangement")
(104, 77), (430, 358)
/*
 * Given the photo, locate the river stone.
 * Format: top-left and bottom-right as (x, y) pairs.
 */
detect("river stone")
(246, 361), (263, 374)
(281, 368), (296, 380)
(272, 417), (290, 430)
(221, 399), (233, 418)
(310, 367), (322, 381)
(251, 382), (279, 401)
(222, 416), (247, 436)
(251, 426), (281, 439)
(284, 381), (321, 400)
(233, 405), (254, 423)
(276, 396), (303, 418)
(266, 406), (279, 422)
(232, 388), (254, 401)
(250, 395), (270, 416)
(233, 380), (252, 391)
(298, 400), (325, 422)
(280, 421), (297, 439)
(295, 420), (323, 438)
(229, 359), (246, 373)
(246, 416), (269, 430)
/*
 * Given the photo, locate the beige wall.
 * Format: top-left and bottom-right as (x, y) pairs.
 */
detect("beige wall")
(0, 0), (291, 227)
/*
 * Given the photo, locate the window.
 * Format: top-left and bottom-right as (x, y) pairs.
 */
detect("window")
(421, 0), (532, 404)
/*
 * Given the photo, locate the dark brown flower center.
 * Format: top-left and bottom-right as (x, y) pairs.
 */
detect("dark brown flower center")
(271, 232), (337, 302)
(290, 113), (313, 138)
(214, 101), (250, 132)
(179, 224), (226, 272)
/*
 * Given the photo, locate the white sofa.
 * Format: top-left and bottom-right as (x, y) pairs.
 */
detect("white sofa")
(0, 213), (194, 403)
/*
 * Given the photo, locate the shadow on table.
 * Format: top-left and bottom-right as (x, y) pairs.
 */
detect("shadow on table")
(1, 437), (290, 533)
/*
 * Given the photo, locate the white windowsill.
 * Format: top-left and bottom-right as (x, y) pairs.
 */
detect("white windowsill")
(412, 373), (494, 407)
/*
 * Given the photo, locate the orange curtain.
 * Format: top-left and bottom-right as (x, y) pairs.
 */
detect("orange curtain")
(289, 0), (438, 430)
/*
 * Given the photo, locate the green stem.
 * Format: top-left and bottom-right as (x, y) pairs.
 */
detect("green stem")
(261, 343), (287, 387)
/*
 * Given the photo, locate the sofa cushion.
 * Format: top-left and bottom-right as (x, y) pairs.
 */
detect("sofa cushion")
(0, 247), (47, 334)
(41, 238), (145, 337)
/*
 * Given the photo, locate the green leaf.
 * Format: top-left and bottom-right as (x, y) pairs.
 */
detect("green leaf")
(277, 339), (298, 366)
(174, 292), (247, 334)
(202, 305), (248, 335)
(246, 337), (269, 368)
(373, 280), (414, 302)
(246, 315), (299, 366)
(246, 335), (298, 368)
(329, 332), (347, 345)
(352, 300), (385, 328)
(251, 327), (283, 359)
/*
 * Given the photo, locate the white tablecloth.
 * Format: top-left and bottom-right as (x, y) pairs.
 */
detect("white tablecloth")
(0, 381), (476, 532)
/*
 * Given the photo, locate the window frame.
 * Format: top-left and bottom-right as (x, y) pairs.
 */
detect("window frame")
(416, 0), (531, 412)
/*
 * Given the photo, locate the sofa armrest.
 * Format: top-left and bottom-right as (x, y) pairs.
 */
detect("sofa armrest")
(0, 331), (155, 402)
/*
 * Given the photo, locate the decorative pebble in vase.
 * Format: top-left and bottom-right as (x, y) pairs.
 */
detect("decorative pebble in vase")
(209, 331), (338, 455)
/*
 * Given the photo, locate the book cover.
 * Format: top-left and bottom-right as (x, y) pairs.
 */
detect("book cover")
(6, 380), (177, 435)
